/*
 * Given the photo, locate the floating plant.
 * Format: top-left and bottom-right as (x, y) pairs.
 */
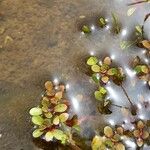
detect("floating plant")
(81, 25), (91, 33)
(98, 17), (107, 28)
(91, 126), (125, 150)
(29, 81), (80, 147)
(121, 13), (150, 51)
(87, 56), (125, 85)
(111, 13), (121, 34)
(132, 56), (150, 88)
(132, 120), (150, 147)
(86, 56), (138, 115)
(81, 13), (121, 34)
(91, 119), (150, 150)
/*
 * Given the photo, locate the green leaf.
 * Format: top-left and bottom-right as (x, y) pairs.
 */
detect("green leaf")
(91, 65), (100, 72)
(134, 65), (142, 74)
(99, 87), (107, 95)
(107, 68), (118, 76)
(105, 139), (114, 148)
(99, 17), (107, 27)
(29, 107), (42, 116)
(87, 57), (98, 65)
(45, 131), (53, 142)
(45, 112), (52, 118)
(100, 64), (109, 73)
(135, 25), (143, 35)
(53, 115), (60, 125)
(42, 105), (49, 113)
(92, 73), (100, 83)
(54, 104), (67, 113)
(32, 116), (44, 125)
(94, 91), (103, 101)
(92, 136), (105, 150)
(52, 129), (66, 140)
(42, 97), (49, 106)
(32, 129), (43, 138)
(141, 65), (149, 73)
(82, 25), (91, 33)
(112, 12), (121, 34)
(59, 113), (69, 123)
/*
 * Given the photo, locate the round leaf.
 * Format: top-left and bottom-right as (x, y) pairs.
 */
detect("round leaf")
(32, 129), (43, 138)
(116, 127), (124, 135)
(134, 65), (142, 74)
(133, 129), (140, 138)
(55, 91), (63, 99)
(142, 130), (149, 139)
(91, 65), (100, 72)
(53, 116), (60, 125)
(87, 57), (98, 66)
(103, 57), (111, 65)
(91, 136), (104, 150)
(115, 143), (125, 150)
(104, 126), (113, 138)
(54, 104), (67, 113)
(107, 68), (118, 76)
(141, 65), (149, 74)
(45, 131), (53, 141)
(99, 87), (107, 95)
(94, 91), (103, 101)
(29, 107), (42, 116)
(32, 116), (44, 125)
(52, 129), (65, 140)
(136, 138), (143, 147)
(137, 120), (144, 129)
(142, 40), (150, 49)
(59, 113), (69, 122)
(101, 76), (109, 83)
(45, 81), (53, 91)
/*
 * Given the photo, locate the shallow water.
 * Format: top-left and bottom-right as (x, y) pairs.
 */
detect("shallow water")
(0, 0), (150, 150)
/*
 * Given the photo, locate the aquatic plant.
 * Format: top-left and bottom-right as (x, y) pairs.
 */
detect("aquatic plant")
(81, 12), (121, 34)
(132, 120), (150, 147)
(92, 120), (150, 150)
(132, 56), (150, 88)
(29, 81), (80, 146)
(98, 17), (107, 28)
(81, 25), (91, 33)
(87, 56), (125, 85)
(92, 126), (125, 150)
(86, 56), (138, 115)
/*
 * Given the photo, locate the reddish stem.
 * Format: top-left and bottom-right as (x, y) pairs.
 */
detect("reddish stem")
(127, 0), (148, 6)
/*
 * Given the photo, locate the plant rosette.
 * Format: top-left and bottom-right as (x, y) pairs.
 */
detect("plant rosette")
(132, 120), (150, 147)
(29, 81), (80, 145)
(87, 56), (125, 85)
(92, 126), (125, 150)
(132, 56), (150, 87)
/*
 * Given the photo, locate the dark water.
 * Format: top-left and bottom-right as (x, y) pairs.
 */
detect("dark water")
(0, 0), (150, 149)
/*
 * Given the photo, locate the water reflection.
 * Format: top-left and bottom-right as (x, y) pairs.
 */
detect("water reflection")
(0, 0), (149, 149)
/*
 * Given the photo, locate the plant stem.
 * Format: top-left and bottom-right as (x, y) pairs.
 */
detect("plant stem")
(120, 85), (134, 106)
(111, 103), (129, 109)
(69, 143), (81, 150)
(127, 0), (148, 6)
